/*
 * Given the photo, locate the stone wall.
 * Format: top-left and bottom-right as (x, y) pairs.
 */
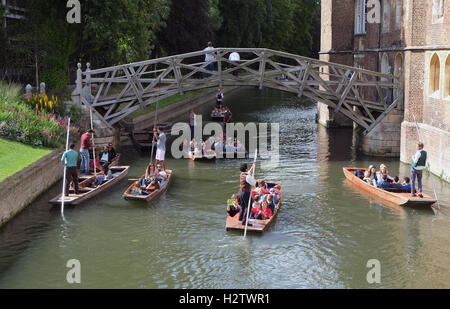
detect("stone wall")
(0, 148), (64, 227)
(361, 109), (403, 157)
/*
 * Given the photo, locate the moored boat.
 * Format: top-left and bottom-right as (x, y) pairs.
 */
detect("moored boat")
(343, 167), (436, 207)
(49, 166), (130, 205)
(188, 150), (216, 162)
(226, 181), (282, 233)
(122, 170), (173, 202)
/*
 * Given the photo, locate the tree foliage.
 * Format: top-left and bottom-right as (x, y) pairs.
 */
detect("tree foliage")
(1, 0), (320, 89)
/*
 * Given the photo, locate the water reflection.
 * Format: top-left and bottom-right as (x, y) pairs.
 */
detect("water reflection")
(0, 87), (449, 288)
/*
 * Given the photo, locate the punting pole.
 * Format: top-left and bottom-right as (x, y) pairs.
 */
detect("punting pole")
(150, 82), (161, 166)
(61, 118), (71, 216)
(413, 115), (440, 210)
(244, 149), (258, 238)
(89, 106), (97, 177)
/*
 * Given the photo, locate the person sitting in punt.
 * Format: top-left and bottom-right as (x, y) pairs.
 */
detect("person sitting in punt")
(377, 174), (393, 189)
(255, 200), (273, 220)
(252, 181), (270, 199)
(108, 143), (118, 160)
(250, 195), (262, 219)
(363, 170), (372, 184)
(139, 164), (155, 187)
(156, 165), (168, 184)
(377, 164), (394, 183)
(402, 177), (412, 193)
(145, 176), (160, 192)
(227, 194), (241, 218)
(368, 165), (378, 186)
(90, 157), (104, 174)
(267, 194), (276, 213)
(131, 182), (149, 196)
(99, 146), (112, 173)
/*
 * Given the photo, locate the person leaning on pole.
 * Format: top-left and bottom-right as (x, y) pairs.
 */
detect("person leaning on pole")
(410, 142), (427, 198)
(80, 129), (95, 176)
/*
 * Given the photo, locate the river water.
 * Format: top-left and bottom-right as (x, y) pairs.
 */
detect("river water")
(0, 88), (449, 289)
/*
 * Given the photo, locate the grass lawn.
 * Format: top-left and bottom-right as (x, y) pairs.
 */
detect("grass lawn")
(125, 88), (214, 120)
(0, 138), (53, 182)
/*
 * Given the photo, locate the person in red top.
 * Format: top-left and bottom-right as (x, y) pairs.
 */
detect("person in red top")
(80, 129), (94, 175)
(252, 180), (270, 200)
(255, 200), (273, 220)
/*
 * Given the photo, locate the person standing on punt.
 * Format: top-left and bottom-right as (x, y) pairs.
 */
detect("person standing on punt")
(216, 88), (224, 109)
(411, 142), (427, 198)
(153, 127), (167, 171)
(80, 129), (94, 176)
(61, 144), (79, 196)
(239, 163), (256, 227)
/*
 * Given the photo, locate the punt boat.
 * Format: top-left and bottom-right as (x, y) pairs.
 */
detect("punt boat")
(226, 181), (282, 233)
(343, 167), (436, 207)
(122, 170), (173, 202)
(49, 166), (130, 205)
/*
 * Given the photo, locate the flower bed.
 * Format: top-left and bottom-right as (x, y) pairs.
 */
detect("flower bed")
(0, 82), (80, 148)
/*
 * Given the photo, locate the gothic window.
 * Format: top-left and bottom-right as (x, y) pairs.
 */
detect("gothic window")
(395, 0), (402, 30)
(355, 0), (366, 35)
(429, 53), (441, 97)
(445, 55), (450, 99)
(382, 0), (391, 33)
(433, 0), (445, 22)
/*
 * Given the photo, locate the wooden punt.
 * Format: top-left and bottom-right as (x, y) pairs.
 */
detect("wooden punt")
(188, 150), (217, 162)
(49, 166), (130, 205)
(226, 181), (282, 234)
(210, 110), (224, 122)
(343, 167), (436, 207)
(122, 170), (173, 202)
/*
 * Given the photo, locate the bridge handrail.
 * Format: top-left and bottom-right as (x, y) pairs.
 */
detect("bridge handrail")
(84, 48), (397, 81)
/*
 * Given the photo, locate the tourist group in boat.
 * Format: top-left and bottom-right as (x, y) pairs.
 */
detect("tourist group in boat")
(354, 142), (427, 197)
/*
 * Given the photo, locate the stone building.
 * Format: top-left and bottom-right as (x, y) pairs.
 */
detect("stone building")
(319, 0), (450, 182)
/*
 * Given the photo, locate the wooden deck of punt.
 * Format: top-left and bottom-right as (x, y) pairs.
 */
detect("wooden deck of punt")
(343, 167), (437, 207)
(122, 170), (173, 202)
(188, 151), (217, 162)
(49, 166), (130, 205)
(226, 181), (282, 234)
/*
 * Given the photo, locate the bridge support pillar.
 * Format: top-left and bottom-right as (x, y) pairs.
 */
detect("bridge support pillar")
(359, 109), (403, 157)
(317, 102), (353, 128)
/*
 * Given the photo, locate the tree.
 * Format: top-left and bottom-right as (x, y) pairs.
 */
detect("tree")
(157, 0), (214, 55)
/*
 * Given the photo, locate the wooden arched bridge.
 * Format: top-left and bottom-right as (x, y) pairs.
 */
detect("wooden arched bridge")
(72, 48), (403, 135)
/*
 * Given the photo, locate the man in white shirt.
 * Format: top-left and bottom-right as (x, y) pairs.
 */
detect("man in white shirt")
(203, 41), (215, 78)
(410, 142), (427, 198)
(153, 127), (167, 171)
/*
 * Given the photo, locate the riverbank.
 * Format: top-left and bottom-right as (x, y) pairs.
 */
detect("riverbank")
(0, 146), (64, 227)
(0, 138), (52, 182)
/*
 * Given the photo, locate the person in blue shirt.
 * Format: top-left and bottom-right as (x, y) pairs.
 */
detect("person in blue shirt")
(401, 177), (412, 193)
(377, 174), (393, 190)
(61, 144), (79, 196)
